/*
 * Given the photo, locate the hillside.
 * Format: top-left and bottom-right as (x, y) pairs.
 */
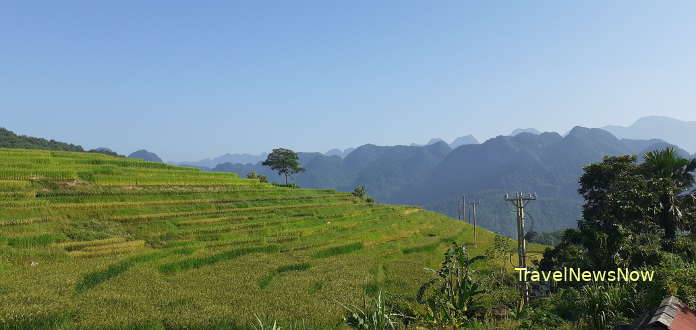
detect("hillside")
(212, 128), (687, 236)
(0, 127), (84, 152)
(0, 148), (503, 328)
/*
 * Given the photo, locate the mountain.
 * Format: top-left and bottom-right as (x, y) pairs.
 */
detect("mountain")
(212, 128), (692, 237)
(0, 127), (83, 152)
(173, 152), (268, 168)
(214, 142), (453, 202)
(427, 138), (445, 145)
(128, 149), (163, 162)
(449, 135), (479, 149)
(324, 147), (356, 158)
(602, 116), (696, 153)
(510, 128), (541, 136)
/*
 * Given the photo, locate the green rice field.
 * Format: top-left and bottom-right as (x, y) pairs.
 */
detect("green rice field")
(0, 148), (531, 329)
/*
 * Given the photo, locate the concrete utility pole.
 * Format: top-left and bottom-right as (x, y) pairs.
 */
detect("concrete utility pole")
(505, 192), (536, 303)
(457, 195), (466, 222)
(468, 200), (479, 247)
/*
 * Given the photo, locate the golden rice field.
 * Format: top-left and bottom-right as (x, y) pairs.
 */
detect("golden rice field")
(0, 148), (531, 329)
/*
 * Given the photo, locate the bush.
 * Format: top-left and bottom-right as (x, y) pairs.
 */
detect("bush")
(352, 185), (367, 199)
(365, 197), (374, 203)
(246, 172), (268, 183)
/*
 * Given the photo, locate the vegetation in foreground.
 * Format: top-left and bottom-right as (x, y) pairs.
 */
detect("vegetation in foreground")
(332, 147), (695, 329)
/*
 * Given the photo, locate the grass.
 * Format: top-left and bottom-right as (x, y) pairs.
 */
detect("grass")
(312, 242), (364, 258)
(258, 263), (312, 288)
(0, 148), (546, 328)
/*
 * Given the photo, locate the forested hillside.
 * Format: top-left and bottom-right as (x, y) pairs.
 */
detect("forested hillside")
(0, 127), (84, 152)
(214, 128), (688, 236)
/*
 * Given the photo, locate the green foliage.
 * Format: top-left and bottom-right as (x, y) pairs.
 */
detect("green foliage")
(417, 242), (486, 327)
(262, 148), (305, 185)
(525, 230), (563, 246)
(0, 127), (84, 152)
(543, 150), (696, 271)
(340, 292), (400, 330)
(247, 171), (268, 183)
(352, 185), (367, 199)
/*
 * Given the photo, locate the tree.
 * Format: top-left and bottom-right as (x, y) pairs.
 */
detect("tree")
(261, 148), (305, 185)
(541, 149), (696, 271)
(641, 147), (696, 244)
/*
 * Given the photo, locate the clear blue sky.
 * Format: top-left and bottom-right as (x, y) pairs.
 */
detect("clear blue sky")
(2, 1), (695, 161)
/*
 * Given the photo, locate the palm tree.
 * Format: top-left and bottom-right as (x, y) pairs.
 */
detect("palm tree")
(642, 147), (696, 188)
(641, 147), (696, 243)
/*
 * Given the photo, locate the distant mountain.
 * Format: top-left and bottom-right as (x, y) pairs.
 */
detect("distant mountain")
(602, 116), (696, 153)
(128, 149), (162, 162)
(214, 142), (452, 202)
(449, 135), (479, 149)
(510, 128), (541, 136)
(173, 152), (267, 168)
(212, 127), (692, 237)
(427, 138), (445, 145)
(0, 127), (83, 152)
(324, 147), (356, 158)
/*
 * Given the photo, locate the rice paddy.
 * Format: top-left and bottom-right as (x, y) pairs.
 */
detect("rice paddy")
(0, 148), (533, 329)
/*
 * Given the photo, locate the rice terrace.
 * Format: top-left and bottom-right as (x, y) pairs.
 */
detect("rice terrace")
(0, 148), (530, 328)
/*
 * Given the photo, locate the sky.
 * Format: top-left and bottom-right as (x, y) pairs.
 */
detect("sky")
(2, 1), (696, 162)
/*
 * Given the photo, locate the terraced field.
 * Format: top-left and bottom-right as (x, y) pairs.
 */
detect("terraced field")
(0, 148), (508, 329)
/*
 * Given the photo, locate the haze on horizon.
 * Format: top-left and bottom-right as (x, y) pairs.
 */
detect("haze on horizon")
(2, 1), (696, 162)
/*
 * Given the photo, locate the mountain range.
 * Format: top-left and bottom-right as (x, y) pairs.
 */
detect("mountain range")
(212, 126), (690, 236)
(3, 115), (695, 236)
(602, 116), (696, 154)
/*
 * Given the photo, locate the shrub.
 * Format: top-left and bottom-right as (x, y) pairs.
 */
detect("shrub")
(247, 172), (268, 183)
(352, 186), (367, 199)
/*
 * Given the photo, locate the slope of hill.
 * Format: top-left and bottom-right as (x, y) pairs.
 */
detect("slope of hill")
(602, 116), (696, 153)
(128, 149), (163, 162)
(0, 148), (498, 328)
(0, 127), (84, 152)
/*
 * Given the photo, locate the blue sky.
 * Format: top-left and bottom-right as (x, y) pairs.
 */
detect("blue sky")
(2, 1), (695, 161)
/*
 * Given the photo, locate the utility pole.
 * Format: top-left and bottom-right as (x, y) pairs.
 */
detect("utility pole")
(457, 195), (466, 222)
(505, 192), (536, 304)
(468, 200), (479, 247)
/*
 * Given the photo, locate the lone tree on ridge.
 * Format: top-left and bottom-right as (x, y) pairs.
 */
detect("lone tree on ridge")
(262, 148), (305, 185)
